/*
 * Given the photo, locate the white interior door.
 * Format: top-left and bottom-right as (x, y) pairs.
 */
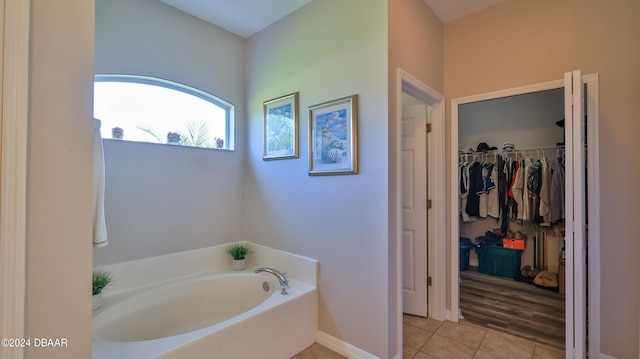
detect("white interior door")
(564, 70), (587, 359)
(402, 104), (428, 316)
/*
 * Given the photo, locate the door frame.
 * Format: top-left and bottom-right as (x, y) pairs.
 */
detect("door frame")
(0, 1), (30, 359)
(449, 74), (600, 356)
(395, 69), (446, 336)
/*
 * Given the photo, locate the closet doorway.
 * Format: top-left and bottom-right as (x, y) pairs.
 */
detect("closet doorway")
(450, 71), (600, 358)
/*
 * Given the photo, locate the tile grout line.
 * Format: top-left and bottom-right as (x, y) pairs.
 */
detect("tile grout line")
(530, 343), (538, 359)
(415, 324), (437, 354)
(472, 327), (490, 358)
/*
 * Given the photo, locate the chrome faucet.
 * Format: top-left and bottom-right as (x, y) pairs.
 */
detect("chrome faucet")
(255, 267), (289, 294)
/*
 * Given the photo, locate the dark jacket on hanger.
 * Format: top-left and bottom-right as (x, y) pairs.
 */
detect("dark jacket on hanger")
(465, 162), (482, 217)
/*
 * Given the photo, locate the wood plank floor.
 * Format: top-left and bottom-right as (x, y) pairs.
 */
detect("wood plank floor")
(460, 267), (566, 350)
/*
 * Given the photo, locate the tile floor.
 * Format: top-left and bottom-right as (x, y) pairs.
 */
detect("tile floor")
(402, 314), (564, 359)
(291, 342), (347, 359)
(292, 315), (565, 359)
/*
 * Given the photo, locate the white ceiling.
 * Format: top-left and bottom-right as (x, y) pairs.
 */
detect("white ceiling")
(158, 0), (509, 38)
(159, 0), (312, 38)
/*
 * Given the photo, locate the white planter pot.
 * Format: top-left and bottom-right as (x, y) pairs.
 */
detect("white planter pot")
(92, 292), (103, 311)
(232, 259), (247, 271)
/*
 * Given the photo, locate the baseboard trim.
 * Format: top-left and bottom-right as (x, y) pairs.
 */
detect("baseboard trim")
(445, 309), (458, 322)
(598, 354), (617, 359)
(316, 331), (379, 359)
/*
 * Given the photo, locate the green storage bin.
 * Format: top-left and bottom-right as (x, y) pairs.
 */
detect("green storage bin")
(477, 245), (523, 278)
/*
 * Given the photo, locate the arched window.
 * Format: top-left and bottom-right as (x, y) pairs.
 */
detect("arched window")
(93, 75), (234, 149)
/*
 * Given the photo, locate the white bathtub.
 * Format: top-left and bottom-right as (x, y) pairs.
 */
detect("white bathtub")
(94, 272), (275, 342)
(92, 270), (317, 359)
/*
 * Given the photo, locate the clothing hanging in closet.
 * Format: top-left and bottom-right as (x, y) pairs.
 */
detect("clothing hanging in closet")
(550, 156), (565, 223)
(459, 148), (565, 233)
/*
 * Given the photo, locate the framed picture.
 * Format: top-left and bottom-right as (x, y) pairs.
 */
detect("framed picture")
(308, 94), (358, 175)
(263, 92), (299, 160)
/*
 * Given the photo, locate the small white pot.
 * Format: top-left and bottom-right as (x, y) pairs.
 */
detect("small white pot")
(232, 259), (247, 271)
(92, 292), (103, 311)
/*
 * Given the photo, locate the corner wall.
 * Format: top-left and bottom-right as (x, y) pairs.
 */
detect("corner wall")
(93, 0), (246, 266)
(244, 1), (390, 357)
(26, 0), (94, 357)
(444, 0), (640, 357)
(388, 0), (444, 357)
(389, 0), (444, 94)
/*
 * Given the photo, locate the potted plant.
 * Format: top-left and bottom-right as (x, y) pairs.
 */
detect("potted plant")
(226, 243), (252, 270)
(92, 270), (112, 311)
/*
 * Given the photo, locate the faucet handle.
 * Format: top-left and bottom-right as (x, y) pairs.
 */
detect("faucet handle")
(280, 273), (290, 289)
(280, 274), (289, 295)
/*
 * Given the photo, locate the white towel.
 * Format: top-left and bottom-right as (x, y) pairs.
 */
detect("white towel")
(93, 118), (108, 247)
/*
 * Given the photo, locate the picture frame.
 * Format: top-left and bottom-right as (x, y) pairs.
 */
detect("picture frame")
(263, 92), (299, 160)
(308, 94), (358, 175)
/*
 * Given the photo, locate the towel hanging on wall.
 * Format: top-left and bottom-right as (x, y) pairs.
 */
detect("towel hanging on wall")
(93, 118), (108, 247)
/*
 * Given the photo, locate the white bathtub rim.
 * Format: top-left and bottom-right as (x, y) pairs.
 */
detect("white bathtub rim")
(92, 244), (319, 359)
(93, 243), (319, 297)
(94, 270), (270, 317)
(94, 266), (282, 313)
(93, 269), (312, 340)
(93, 271), (277, 342)
(92, 273), (315, 359)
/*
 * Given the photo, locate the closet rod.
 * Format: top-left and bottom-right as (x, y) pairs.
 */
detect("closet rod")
(458, 145), (565, 160)
(502, 145), (565, 152)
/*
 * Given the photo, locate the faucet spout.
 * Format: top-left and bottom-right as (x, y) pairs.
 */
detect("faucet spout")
(254, 267), (289, 290)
